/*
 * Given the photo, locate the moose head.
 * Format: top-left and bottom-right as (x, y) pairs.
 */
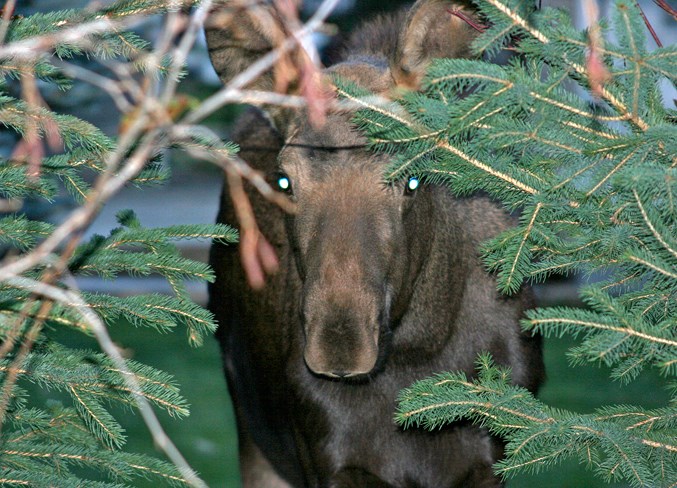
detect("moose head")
(206, 0), (481, 379)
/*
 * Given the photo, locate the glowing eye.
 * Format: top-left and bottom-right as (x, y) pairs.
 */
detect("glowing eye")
(277, 176), (291, 191)
(406, 176), (420, 193)
(275, 172), (294, 195)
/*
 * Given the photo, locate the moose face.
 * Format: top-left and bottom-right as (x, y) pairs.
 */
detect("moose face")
(206, 0), (482, 380)
(275, 113), (420, 379)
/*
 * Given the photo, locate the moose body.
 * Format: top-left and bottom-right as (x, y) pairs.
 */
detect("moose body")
(207, 2), (544, 487)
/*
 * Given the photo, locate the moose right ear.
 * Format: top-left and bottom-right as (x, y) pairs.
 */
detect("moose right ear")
(205, 1), (303, 132)
(392, 0), (481, 90)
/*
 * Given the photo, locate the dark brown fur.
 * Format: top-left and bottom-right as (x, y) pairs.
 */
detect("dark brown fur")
(207, 2), (543, 487)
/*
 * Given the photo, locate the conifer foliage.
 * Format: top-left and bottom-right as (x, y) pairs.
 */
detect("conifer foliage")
(340, 0), (677, 485)
(0, 1), (236, 486)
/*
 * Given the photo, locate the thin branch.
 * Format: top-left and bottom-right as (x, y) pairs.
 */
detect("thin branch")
(484, 0), (649, 131)
(529, 317), (677, 348)
(0, 1), (297, 484)
(447, 6), (488, 33)
(0, 1), (196, 61)
(633, 189), (677, 260)
(52, 59), (133, 112)
(654, 0), (677, 21)
(0, 0), (17, 46)
(0, 126), (158, 282)
(183, 0), (342, 125)
(436, 139), (539, 195)
(0, 305), (45, 428)
(586, 149), (639, 197)
(583, 0), (611, 98)
(634, 0), (663, 47)
(401, 399), (553, 425)
(627, 254), (677, 280)
(161, 1), (213, 105)
(0, 232), (83, 430)
(506, 202), (543, 289)
(173, 124), (296, 213)
(641, 438), (677, 453)
(0, 18), (131, 62)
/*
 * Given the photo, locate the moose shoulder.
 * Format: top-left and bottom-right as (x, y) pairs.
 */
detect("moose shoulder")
(206, 1), (544, 487)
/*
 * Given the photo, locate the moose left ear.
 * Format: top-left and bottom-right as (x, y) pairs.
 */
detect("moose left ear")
(392, 0), (481, 90)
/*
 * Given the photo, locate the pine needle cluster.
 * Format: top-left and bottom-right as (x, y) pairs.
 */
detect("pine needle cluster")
(0, 1), (236, 486)
(340, 0), (676, 485)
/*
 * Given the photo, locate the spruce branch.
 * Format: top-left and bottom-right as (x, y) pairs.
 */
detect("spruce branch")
(436, 138), (539, 195)
(478, 0), (650, 130)
(632, 188), (677, 261)
(338, 80), (540, 196)
(3, 275), (204, 487)
(499, 202), (542, 294)
(397, 355), (677, 486)
(372, 0), (677, 483)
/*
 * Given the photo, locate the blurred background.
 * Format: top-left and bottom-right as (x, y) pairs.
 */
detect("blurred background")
(3, 0), (675, 486)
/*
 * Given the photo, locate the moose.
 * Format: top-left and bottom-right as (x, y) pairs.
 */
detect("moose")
(207, 1), (544, 486)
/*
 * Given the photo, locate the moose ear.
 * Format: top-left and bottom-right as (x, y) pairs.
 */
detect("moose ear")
(205, 1), (303, 131)
(392, 0), (481, 89)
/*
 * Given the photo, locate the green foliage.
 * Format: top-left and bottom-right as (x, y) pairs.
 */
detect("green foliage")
(3, 342), (190, 447)
(1, 403), (190, 487)
(4, 0), (198, 60)
(0, 0), (237, 486)
(397, 355), (677, 487)
(339, 0), (677, 485)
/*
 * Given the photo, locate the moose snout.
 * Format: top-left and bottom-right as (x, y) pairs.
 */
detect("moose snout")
(303, 330), (379, 379)
(302, 301), (382, 379)
(298, 204), (394, 379)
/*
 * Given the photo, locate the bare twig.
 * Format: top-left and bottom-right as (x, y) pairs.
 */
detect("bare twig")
(634, 0), (663, 47)
(161, 0), (215, 105)
(173, 123), (297, 213)
(102, 58), (147, 107)
(274, 0), (330, 126)
(12, 72), (63, 177)
(447, 6), (488, 33)
(225, 168), (279, 290)
(0, 3), (216, 480)
(0, 306), (45, 428)
(0, 3), (219, 485)
(582, 0), (611, 98)
(654, 0), (677, 21)
(52, 59), (134, 112)
(0, 1), (202, 61)
(0, 0), (17, 46)
(184, 0), (342, 125)
(0, 199), (22, 213)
